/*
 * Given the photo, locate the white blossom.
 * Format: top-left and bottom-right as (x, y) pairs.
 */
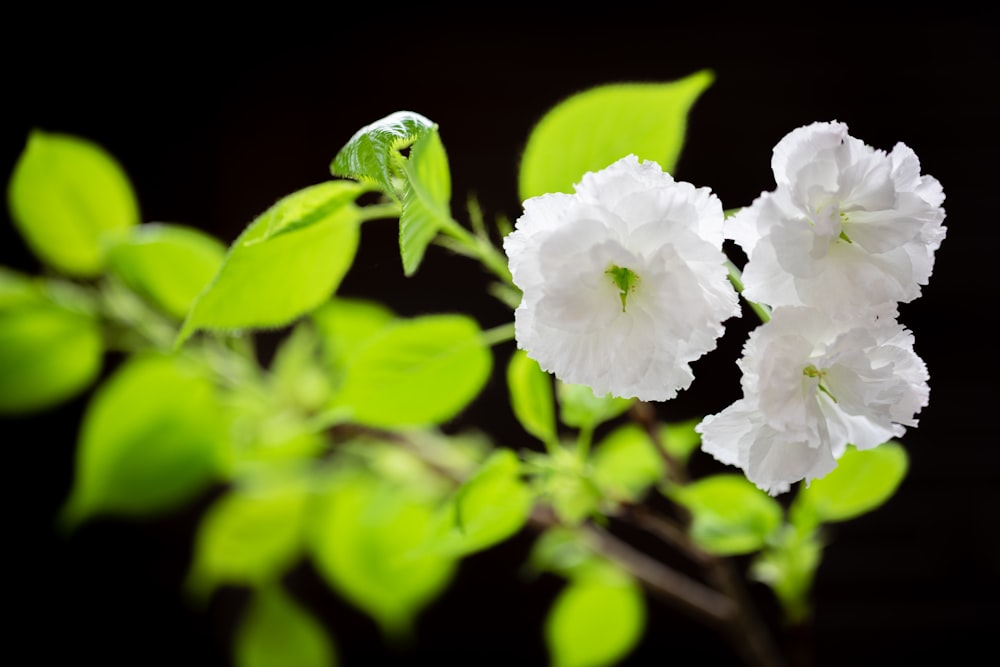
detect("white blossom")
(504, 155), (740, 401)
(727, 121), (946, 318)
(696, 306), (929, 494)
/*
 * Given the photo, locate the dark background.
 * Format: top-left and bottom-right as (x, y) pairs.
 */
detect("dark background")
(3, 14), (996, 667)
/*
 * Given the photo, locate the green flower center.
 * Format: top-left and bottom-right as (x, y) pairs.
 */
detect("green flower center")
(803, 364), (837, 403)
(605, 265), (639, 312)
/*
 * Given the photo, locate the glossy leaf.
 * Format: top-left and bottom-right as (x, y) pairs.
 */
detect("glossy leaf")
(106, 223), (226, 319)
(332, 314), (491, 427)
(7, 130), (139, 276)
(188, 481), (308, 597)
(791, 441), (908, 526)
(545, 565), (645, 667)
(309, 470), (456, 637)
(518, 71), (714, 201)
(557, 381), (633, 430)
(670, 474), (783, 556)
(507, 349), (556, 445)
(0, 275), (102, 414)
(433, 449), (533, 556)
(178, 181), (364, 344)
(62, 353), (229, 525)
(235, 585), (336, 667)
(330, 111), (435, 197)
(591, 424), (664, 502)
(400, 127), (452, 276)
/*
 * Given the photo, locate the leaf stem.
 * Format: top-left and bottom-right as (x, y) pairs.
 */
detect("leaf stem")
(725, 259), (771, 323)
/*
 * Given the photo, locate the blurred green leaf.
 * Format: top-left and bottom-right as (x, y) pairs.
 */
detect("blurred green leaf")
(518, 71), (714, 201)
(309, 470), (456, 637)
(751, 527), (823, 624)
(62, 353), (229, 525)
(591, 424), (664, 503)
(545, 563), (645, 667)
(791, 441), (908, 527)
(400, 127), (451, 276)
(330, 110), (435, 197)
(0, 272), (102, 414)
(106, 223), (226, 319)
(7, 130), (139, 276)
(311, 297), (394, 391)
(332, 314), (491, 428)
(235, 585), (336, 667)
(557, 382), (633, 431)
(660, 418), (703, 466)
(178, 181), (364, 344)
(670, 474), (782, 556)
(270, 320), (331, 413)
(433, 449), (533, 556)
(507, 349), (556, 445)
(188, 480), (308, 597)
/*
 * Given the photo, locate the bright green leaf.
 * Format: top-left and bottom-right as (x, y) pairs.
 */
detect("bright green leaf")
(311, 297), (394, 387)
(7, 130), (139, 276)
(332, 314), (491, 428)
(751, 527), (823, 624)
(433, 449), (533, 557)
(545, 566), (645, 667)
(309, 470), (456, 637)
(62, 353), (229, 525)
(106, 223), (226, 319)
(400, 127), (452, 276)
(507, 349), (556, 445)
(235, 585), (336, 667)
(330, 110), (435, 197)
(791, 441), (908, 527)
(591, 424), (664, 503)
(557, 381), (633, 430)
(660, 418), (703, 465)
(670, 475), (783, 556)
(518, 71), (714, 201)
(188, 481), (308, 597)
(0, 273), (102, 414)
(178, 181), (364, 344)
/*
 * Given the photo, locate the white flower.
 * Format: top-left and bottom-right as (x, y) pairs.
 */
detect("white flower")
(504, 155), (740, 401)
(696, 306), (929, 494)
(727, 121), (946, 318)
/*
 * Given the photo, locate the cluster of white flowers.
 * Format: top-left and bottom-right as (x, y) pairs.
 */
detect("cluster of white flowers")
(699, 121), (945, 493)
(504, 122), (945, 495)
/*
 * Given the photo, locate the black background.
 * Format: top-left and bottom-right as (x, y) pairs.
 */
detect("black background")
(3, 13), (997, 667)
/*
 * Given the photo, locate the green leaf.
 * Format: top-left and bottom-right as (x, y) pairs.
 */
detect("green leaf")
(545, 565), (645, 667)
(660, 418), (703, 466)
(507, 349), (556, 445)
(309, 470), (456, 637)
(0, 273), (102, 414)
(187, 480), (308, 597)
(591, 424), (664, 503)
(235, 585), (336, 667)
(311, 297), (395, 388)
(670, 474), (783, 556)
(106, 223), (226, 319)
(791, 441), (908, 527)
(518, 71), (715, 202)
(332, 314), (491, 428)
(330, 110), (435, 197)
(62, 353), (229, 525)
(557, 381), (633, 430)
(178, 181), (364, 344)
(400, 127), (452, 276)
(750, 527), (823, 624)
(7, 130), (139, 276)
(433, 449), (533, 556)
